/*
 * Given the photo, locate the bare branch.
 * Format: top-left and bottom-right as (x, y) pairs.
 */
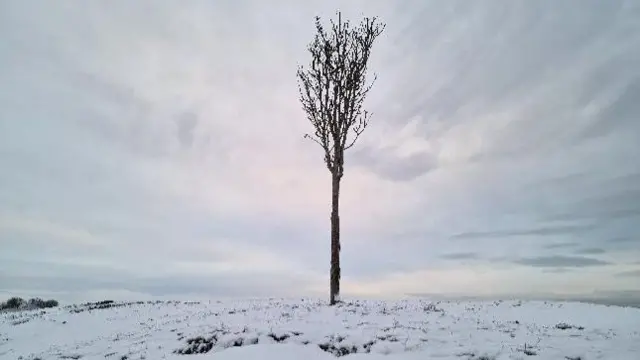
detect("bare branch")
(344, 111), (370, 150)
(304, 133), (325, 148)
(296, 11), (384, 175)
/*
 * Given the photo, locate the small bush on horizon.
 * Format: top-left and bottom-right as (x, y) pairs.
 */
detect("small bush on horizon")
(2, 297), (25, 310)
(0, 296), (59, 311)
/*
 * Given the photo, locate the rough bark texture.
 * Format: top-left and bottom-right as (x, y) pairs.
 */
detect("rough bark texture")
(329, 173), (341, 305)
(296, 11), (385, 306)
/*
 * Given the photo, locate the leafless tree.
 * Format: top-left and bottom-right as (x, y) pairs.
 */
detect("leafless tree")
(296, 11), (385, 305)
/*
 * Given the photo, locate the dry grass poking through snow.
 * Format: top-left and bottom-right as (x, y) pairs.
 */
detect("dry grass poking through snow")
(1, 298), (639, 360)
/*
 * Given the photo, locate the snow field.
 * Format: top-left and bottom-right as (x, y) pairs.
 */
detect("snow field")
(1, 298), (639, 360)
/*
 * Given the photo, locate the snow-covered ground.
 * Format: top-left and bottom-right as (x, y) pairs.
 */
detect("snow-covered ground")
(1, 298), (639, 360)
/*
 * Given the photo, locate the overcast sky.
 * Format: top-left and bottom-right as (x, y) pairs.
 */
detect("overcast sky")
(1, 0), (639, 303)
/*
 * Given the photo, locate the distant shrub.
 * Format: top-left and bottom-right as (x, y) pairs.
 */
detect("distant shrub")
(0, 296), (58, 311)
(28, 297), (45, 308)
(2, 297), (25, 310)
(27, 298), (59, 309)
(42, 299), (59, 308)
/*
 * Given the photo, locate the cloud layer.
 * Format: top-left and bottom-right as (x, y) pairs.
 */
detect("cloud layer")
(1, 0), (639, 302)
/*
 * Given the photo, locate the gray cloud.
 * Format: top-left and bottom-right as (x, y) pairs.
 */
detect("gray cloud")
(176, 111), (198, 149)
(610, 237), (636, 244)
(542, 268), (573, 274)
(543, 187), (640, 224)
(451, 224), (596, 240)
(440, 252), (479, 260)
(579, 79), (640, 142)
(543, 242), (579, 249)
(575, 248), (607, 255)
(615, 270), (640, 278)
(351, 146), (436, 182)
(514, 256), (611, 268)
(0, 272), (312, 298)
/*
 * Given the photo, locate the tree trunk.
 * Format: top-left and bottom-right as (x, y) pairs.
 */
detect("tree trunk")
(329, 173), (341, 305)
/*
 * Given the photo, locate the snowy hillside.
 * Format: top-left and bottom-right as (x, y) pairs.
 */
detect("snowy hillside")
(1, 298), (639, 360)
